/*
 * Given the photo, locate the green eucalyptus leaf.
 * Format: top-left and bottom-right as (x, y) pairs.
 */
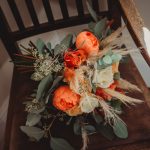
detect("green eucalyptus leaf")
(36, 39), (45, 54)
(50, 137), (74, 150)
(45, 76), (63, 103)
(36, 73), (53, 101)
(84, 125), (96, 134)
(47, 42), (51, 50)
(111, 100), (122, 113)
(54, 34), (73, 56)
(93, 112), (103, 124)
(86, 0), (98, 22)
(20, 126), (44, 141)
(94, 18), (107, 38)
(88, 22), (95, 32)
(26, 113), (41, 126)
(113, 120), (128, 139)
(97, 123), (115, 140)
(73, 120), (81, 135)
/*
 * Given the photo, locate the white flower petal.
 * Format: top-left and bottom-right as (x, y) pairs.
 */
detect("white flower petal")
(92, 66), (114, 88)
(80, 94), (99, 113)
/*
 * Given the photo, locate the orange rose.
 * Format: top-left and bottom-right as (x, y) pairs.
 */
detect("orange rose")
(64, 67), (75, 82)
(76, 31), (99, 56)
(64, 49), (87, 68)
(53, 86), (81, 112)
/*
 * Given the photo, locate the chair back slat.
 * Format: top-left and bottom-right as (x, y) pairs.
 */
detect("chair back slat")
(42, 0), (54, 23)
(25, 0), (40, 26)
(92, 0), (99, 13)
(75, 0), (84, 17)
(7, 0), (25, 30)
(59, 0), (69, 19)
(1, 0), (116, 60)
(0, 7), (19, 58)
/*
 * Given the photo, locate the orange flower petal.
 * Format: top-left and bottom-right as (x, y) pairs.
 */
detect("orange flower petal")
(76, 31), (100, 56)
(53, 86), (80, 111)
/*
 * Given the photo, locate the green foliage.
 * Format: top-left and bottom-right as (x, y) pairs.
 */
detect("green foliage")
(45, 76), (63, 103)
(86, 0), (98, 22)
(73, 120), (96, 135)
(36, 39), (45, 54)
(88, 22), (95, 32)
(73, 120), (81, 135)
(50, 137), (74, 150)
(94, 18), (107, 39)
(97, 123), (115, 140)
(111, 99), (122, 113)
(93, 112), (103, 124)
(26, 113), (41, 127)
(47, 42), (51, 51)
(114, 72), (120, 80)
(36, 73), (53, 101)
(30, 105), (45, 114)
(113, 120), (128, 139)
(84, 125), (96, 134)
(54, 34), (73, 56)
(20, 126), (44, 141)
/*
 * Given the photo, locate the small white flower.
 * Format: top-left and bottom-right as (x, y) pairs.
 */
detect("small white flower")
(92, 66), (114, 88)
(80, 94), (99, 113)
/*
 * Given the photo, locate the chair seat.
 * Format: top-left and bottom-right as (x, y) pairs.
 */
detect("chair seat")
(4, 58), (150, 150)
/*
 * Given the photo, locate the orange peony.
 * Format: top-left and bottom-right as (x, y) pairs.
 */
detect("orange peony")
(76, 31), (99, 56)
(53, 86), (81, 112)
(64, 67), (75, 82)
(64, 49), (87, 68)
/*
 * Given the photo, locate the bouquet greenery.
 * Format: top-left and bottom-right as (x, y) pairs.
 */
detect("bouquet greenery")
(14, 2), (143, 150)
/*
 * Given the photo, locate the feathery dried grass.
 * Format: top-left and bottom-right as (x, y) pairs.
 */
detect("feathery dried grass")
(113, 48), (142, 56)
(104, 88), (143, 106)
(81, 126), (89, 150)
(101, 26), (126, 47)
(118, 78), (142, 92)
(98, 97), (124, 125)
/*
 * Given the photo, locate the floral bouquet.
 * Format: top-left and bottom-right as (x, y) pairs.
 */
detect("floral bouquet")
(14, 2), (143, 150)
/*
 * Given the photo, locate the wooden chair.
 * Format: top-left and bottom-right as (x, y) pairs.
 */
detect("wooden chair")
(1, 0), (150, 149)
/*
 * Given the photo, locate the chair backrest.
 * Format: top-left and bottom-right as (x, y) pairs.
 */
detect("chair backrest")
(0, 0), (121, 59)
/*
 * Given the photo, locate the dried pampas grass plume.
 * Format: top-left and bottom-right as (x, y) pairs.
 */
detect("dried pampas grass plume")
(81, 126), (89, 150)
(118, 78), (142, 92)
(104, 88), (143, 106)
(101, 26), (126, 47)
(98, 97), (124, 126)
(112, 48), (142, 56)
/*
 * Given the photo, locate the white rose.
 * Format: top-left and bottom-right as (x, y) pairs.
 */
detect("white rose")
(80, 94), (99, 113)
(92, 66), (114, 88)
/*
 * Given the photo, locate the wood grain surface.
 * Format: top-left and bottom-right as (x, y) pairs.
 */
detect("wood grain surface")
(3, 57), (150, 150)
